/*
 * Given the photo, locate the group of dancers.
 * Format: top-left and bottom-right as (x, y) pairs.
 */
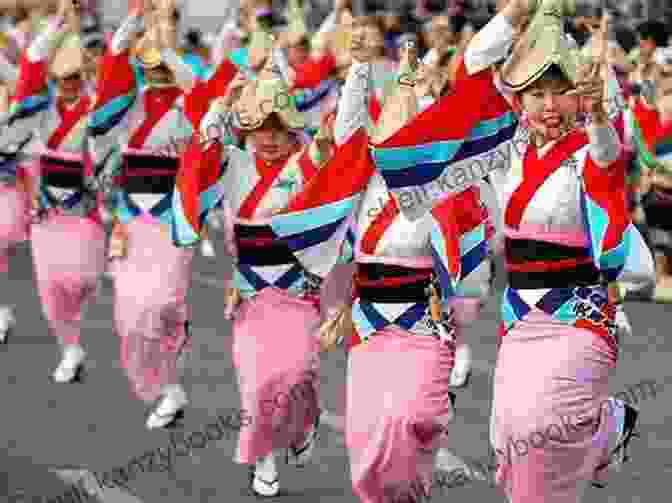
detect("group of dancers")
(0, 0), (665, 500)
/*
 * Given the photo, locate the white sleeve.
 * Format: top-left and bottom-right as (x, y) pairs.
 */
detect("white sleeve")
(0, 52), (17, 84)
(464, 13), (515, 76)
(618, 225), (656, 290)
(334, 61), (370, 146)
(586, 122), (621, 167)
(111, 14), (144, 55)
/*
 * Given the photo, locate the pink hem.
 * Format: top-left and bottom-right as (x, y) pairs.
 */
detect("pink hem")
(504, 224), (589, 247)
(40, 148), (84, 162)
(122, 146), (178, 159)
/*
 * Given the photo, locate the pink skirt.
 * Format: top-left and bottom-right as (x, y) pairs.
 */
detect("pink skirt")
(491, 311), (618, 503)
(110, 218), (194, 403)
(30, 214), (106, 345)
(346, 327), (455, 503)
(0, 183), (29, 273)
(231, 287), (321, 464)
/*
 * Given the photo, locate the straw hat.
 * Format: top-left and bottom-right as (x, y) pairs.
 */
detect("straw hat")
(499, 0), (582, 92)
(233, 47), (305, 131)
(50, 33), (83, 78)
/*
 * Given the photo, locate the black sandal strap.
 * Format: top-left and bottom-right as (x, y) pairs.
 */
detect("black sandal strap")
(289, 412), (321, 456)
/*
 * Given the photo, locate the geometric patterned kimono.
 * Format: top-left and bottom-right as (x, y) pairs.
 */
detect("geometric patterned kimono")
(172, 123), (326, 467)
(454, 13), (643, 502)
(259, 57), (501, 501)
(87, 11), (235, 404)
(7, 16), (106, 355)
(333, 12), (650, 499)
(629, 95), (672, 256)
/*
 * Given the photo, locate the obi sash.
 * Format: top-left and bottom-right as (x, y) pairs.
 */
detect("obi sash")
(501, 238), (617, 350)
(505, 238), (600, 289)
(121, 153), (178, 194)
(114, 152), (180, 225)
(348, 263), (446, 350)
(37, 151), (94, 212)
(232, 223), (313, 299)
(40, 155), (85, 190)
(0, 132), (32, 183)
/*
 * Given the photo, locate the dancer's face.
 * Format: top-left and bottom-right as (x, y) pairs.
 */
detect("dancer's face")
(145, 64), (174, 85)
(519, 74), (578, 142)
(639, 37), (656, 60)
(427, 16), (455, 55)
(247, 115), (295, 162)
(287, 42), (309, 68)
(56, 72), (84, 102)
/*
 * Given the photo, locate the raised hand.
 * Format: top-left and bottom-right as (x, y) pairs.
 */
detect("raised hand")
(57, 0), (72, 19)
(569, 12), (609, 124)
(222, 72), (249, 108)
(349, 23), (371, 63)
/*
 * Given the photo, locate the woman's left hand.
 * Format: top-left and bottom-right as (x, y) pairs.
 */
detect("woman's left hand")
(572, 61), (607, 123)
(614, 304), (632, 339)
(571, 13), (609, 124)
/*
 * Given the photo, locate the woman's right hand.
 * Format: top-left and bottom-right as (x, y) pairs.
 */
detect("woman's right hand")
(224, 285), (240, 320)
(222, 72), (248, 108)
(349, 25), (371, 64)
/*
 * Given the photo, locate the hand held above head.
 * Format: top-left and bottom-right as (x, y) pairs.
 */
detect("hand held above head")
(349, 22), (372, 64)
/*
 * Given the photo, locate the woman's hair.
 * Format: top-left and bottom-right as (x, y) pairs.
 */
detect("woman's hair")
(519, 64), (572, 94)
(239, 113), (293, 141)
(637, 20), (668, 47)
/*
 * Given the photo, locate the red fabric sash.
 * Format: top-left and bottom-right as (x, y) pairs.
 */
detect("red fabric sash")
(46, 96), (91, 150)
(504, 131), (588, 229)
(632, 97), (660, 150)
(368, 93), (381, 124)
(360, 196), (399, 255)
(296, 148), (318, 180)
(354, 271), (431, 288)
(505, 256), (594, 272)
(12, 55), (48, 104)
(91, 49), (136, 112)
(237, 157), (289, 219)
(128, 87), (182, 149)
(184, 58), (238, 129)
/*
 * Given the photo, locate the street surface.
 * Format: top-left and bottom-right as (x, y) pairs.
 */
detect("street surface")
(1, 227), (671, 503)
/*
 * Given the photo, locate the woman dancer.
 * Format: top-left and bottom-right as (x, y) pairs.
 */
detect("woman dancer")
(628, 48), (672, 302)
(261, 26), (508, 499)
(0, 0), (107, 381)
(460, 0), (651, 499)
(0, 45), (25, 342)
(87, 0), (235, 429)
(413, 40), (497, 388)
(173, 44), (335, 497)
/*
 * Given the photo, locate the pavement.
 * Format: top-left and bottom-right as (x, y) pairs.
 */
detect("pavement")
(1, 230), (671, 503)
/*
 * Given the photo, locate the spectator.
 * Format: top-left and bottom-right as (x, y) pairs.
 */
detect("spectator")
(629, 20), (668, 84)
